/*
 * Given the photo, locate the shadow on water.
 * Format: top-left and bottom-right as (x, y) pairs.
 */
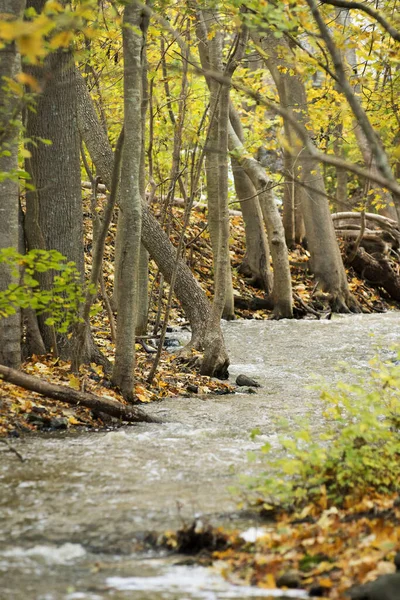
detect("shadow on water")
(1, 313), (399, 599)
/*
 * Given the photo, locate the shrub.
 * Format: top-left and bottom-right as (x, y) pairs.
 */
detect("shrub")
(246, 354), (400, 508)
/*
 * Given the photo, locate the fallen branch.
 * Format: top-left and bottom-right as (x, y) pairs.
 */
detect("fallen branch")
(0, 365), (160, 424)
(332, 212), (399, 231)
(0, 439), (26, 462)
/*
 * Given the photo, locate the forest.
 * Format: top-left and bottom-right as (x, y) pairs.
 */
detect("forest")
(0, 1), (400, 598)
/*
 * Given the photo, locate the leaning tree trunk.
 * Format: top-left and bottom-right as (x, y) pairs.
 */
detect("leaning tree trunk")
(228, 123), (293, 318)
(0, 0), (25, 369)
(111, 1), (145, 400)
(229, 104), (272, 292)
(306, 0), (399, 222)
(254, 30), (357, 312)
(74, 69), (229, 377)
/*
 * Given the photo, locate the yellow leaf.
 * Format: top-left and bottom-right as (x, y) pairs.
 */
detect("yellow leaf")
(49, 30), (73, 49)
(45, 1), (64, 12)
(0, 21), (16, 41)
(18, 33), (46, 62)
(68, 374), (80, 390)
(16, 72), (41, 92)
(68, 416), (81, 425)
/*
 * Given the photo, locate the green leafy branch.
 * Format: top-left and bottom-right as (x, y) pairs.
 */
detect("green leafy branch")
(0, 248), (96, 333)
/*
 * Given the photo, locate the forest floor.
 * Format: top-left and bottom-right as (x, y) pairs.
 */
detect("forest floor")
(1, 203), (399, 599)
(1, 203), (398, 437)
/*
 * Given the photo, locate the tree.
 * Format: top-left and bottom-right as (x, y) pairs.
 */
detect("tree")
(110, 1), (147, 400)
(0, 0), (26, 368)
(75, 68), (230, 378)
(252, 29), (357, 312)
(24, 0), (85, 357)
(196, 9), (236, 321)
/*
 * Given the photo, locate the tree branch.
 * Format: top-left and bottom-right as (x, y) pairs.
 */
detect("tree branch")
(319, 0), (400, 42)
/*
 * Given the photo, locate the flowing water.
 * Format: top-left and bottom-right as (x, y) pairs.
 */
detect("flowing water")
(1, 313), (399, 600)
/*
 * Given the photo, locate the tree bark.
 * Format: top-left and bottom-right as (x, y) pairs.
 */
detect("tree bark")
(196, 10), (235, 321)
(0, 0), (25, 369)
(25, 0), (86, 356)
(0, 364), (159, 424)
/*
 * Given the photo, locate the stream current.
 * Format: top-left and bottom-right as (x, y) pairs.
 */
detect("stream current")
(1, 312), (399, 599)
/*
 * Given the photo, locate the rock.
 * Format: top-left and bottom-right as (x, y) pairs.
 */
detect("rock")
(347, 573), (400, 600)
(186, 383), (198, 394)
(236, 374), (261, 387)
(240, 387), (257, 394)
(49, 417), (68, 430)
(276, 569), (302, 589)
(25, 413), (50, 429)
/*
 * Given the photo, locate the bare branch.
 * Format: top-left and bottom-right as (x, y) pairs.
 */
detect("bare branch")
(319, 0), (400, 42)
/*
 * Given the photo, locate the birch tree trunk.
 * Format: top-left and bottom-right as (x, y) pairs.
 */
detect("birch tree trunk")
(0, 0), (25, 368)
(111, 2), (146, 400)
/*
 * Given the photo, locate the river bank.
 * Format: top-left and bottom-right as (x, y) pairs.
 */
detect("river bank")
(1, 313), (399, 598)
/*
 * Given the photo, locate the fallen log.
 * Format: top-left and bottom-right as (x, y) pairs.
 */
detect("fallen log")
(332, 211), (399, 230)
(345, 247), (400, 302)
(0, 365), (160, 424)
(234, 295), (274, 311)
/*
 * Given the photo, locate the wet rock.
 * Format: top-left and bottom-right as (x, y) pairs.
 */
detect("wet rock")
(25, 413), (50, 429)
(347, 574), (400, 600)
(186, 383), (198, 394)
(310, 584), (331, 596)
(276, 569), (302, 589)
(240, 387), (257, 394)
(49, 417), (68, 430)
(236, 374), (261, 387)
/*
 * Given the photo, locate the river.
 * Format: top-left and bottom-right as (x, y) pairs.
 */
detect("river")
(1, 312), (399, 599)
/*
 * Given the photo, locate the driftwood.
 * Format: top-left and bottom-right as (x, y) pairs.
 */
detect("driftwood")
(0, 365), (160, 424)
(345, 247), (400, 301)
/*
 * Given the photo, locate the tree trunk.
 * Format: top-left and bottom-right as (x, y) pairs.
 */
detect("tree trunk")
(74, 69), (229, 377)
(229, 105), (272, 292)
(25, 0), (85, 356)
(0, 0), (25, 369)
(334, 7), (398, 221)
(228, 124), (293, 318)
(111, 2), (145, 400)
(254, 30), (356, 312)
(196, 10), (235, 321)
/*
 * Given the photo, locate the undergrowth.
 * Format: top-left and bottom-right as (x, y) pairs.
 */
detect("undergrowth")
(246, 351), (400, 509)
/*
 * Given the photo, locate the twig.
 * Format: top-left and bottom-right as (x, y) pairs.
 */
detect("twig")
(0, 439), (26, 462)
